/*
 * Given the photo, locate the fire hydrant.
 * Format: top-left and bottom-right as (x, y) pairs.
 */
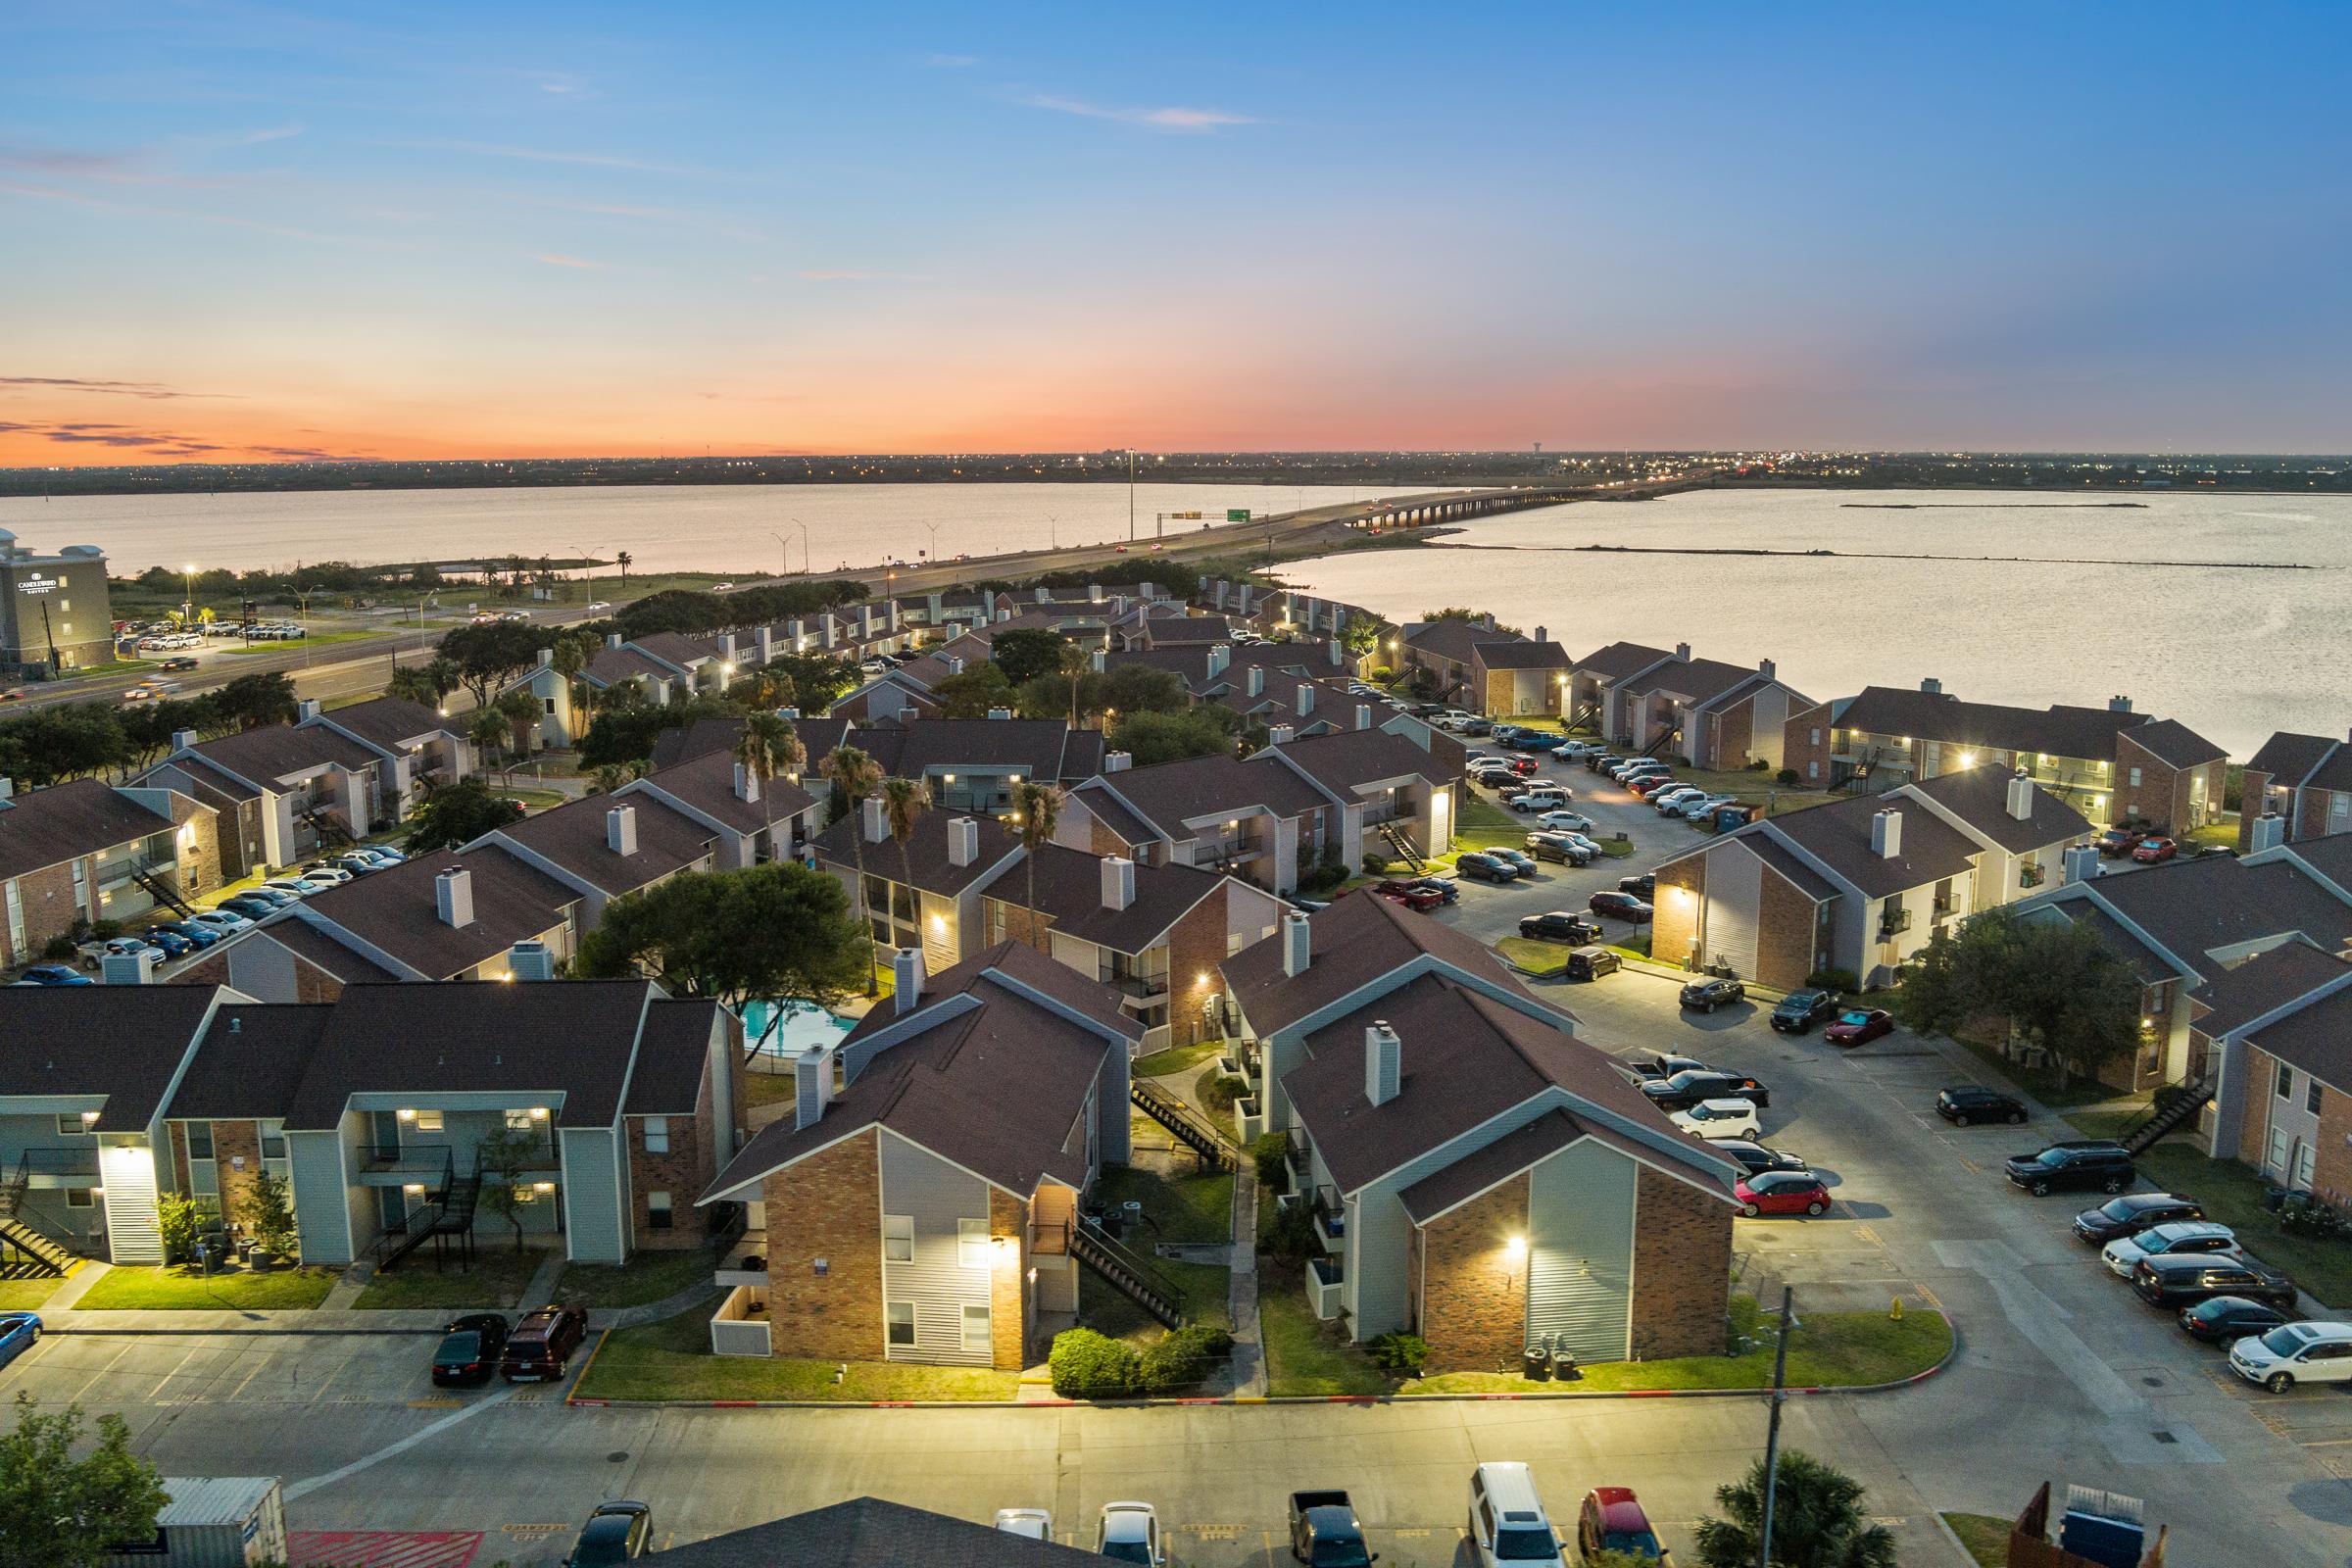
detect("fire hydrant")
(1889, 1296), (1905, 1323)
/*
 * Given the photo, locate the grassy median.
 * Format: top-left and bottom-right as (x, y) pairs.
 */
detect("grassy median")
(556, 1246), (725, 1310)
(1939, 1512), (2010, 1566)
(353, 1245), (544, 1310)
(1258, 1277), (1391, 1396)
(74, 1264), (339, 1311)
(571, 1304), (1019, 1402)
(1401, 1304), (1951, 1395)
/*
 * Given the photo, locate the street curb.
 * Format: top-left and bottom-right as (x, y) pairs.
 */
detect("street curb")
(43, 1326), (444, 1338)
(565, 1321), (1957, 1409)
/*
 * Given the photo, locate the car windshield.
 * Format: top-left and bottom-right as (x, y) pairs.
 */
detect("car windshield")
(1101, 1542), (1154, 1564)
(1663, 1072), (1707, 1090)
(1310, 1543), (1373, 1568)
(2261, 1326), (2311, 1356)
(2032, 1149), (2070, 1167)
(1838, 1011), (1873, 1026)
(1494, 1526), (1560, 1561)
(1780, 993), (1820, 1009)
(1604, 1531), (1661, 1555)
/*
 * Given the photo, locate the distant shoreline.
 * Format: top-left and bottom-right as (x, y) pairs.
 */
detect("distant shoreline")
(1441, 542), (2321, 571)
(1839, 501), (2149, 510)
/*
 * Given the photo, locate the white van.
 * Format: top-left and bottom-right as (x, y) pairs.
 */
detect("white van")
(1467, 1462), (1566, 1568)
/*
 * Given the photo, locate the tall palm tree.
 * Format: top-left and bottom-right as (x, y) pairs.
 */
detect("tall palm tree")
(880, 776), (931, 943)
(549, 635), (591, 738)
(1013, 780), (1064, 915)
(1057, 639), (1092, 726)
(615, 550), (633, 596)
(820, 744), (883, 980)
(386, 664), (441, 708)
(467, 707), (511, 781)
(734, 710), (793, 783)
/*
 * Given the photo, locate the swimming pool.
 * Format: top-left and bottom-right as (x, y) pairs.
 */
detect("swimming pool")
(740, 998), (857, 1059)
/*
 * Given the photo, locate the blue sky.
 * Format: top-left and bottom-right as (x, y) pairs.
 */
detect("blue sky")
(3, 1), (2347, 462)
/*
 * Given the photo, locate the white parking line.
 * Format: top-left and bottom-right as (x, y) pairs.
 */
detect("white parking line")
(283, 1382), (518, 1502)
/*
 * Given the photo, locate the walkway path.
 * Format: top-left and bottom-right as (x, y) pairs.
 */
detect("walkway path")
(1226, 1163), (1265, 1396)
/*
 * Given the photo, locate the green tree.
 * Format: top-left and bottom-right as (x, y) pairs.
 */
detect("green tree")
(495, 688), (542, 760)
(1013, 780), (1063, 915)
(468, 706), (512, 778)
(734, 710), (802, 784)
(989, 628), (1071, 687)
(0, 1395), (171, 1568)
(471, 1125), (552, 1251)
(1691, 1449), (1897, 1568)
(1109, 708), (1235, 767)
(1341, 615), (1382, 661)
(438, 621), (547, 710)
(209, 671), (298, 731)
(385, 662), (446, 709)
(238, 1171), (298, 1257)
(155, 1192), (204, 1265)
(0, 704), (129, 787)
(405, 779), (524, 853)
(820, 745), (883, 977)
(932, 662), (1018, 719)
(1894, 908), (2142, 1087)
(880, 775), (931, 907)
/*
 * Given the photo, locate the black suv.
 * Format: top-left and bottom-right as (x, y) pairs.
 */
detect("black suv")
(1712, 1141), (1808, 1178)
(1563, 947), (1621, 982)
(2074, 1192), (2203, 1247)
(1588, 891), (1653, 922)
(1456, 852), (1519, 884)
(1619, 872), (1655, 899)
(1521, 910), (1601, 944)
(1769, 990), (1838, 1034)
(1936, 1085), (2028, 1127)
(1680, 978), (1746, 1013)
(1641, 1069), (1770, 1112)
(2131, 1253), (2298, 1310)
(2004, 1142), (2136, 1197)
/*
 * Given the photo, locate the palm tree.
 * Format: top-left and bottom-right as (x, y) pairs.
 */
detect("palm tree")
(467, 707), (511, 781)
(1057, 639), (1092, 726)
(386, 664), (441, 707)
(1012, 780), (1063, 915)
(880, 776), (931, 938)
(1691, 1450), (1897, 1568)
(615, 551), (633, 596)
(593, 762), (630, 795)
(734, 710), (793, 784)
(820, 744), (883, 982)
(549, 635), (591, 738)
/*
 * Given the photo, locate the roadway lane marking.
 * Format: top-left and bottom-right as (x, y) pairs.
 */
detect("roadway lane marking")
(282, 1382), (518, 1503)
(144, 1345), (204, 1402)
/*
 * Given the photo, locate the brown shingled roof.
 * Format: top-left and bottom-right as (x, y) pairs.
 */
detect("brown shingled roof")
(494, 793), (715, 896)
(810, 804), (1021, 896)
(2190, 942), (2349, 1039)
(192, 723), (377, 785)
(312, 698), (454, 753)
(293, 845), (575, 980)
(0, 777), (173, 884)
(0, 986), (220, 1130)
(1762, 790), (1982, 901)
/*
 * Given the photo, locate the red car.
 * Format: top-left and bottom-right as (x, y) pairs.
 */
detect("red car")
(2132, 836), (2179, 863)
(1822, 1007), (1894, 1047)
(1735, 1170), (1831, 1217)
(1374, 879), (1446, 911)
(1577, 1487), (1670, 1563)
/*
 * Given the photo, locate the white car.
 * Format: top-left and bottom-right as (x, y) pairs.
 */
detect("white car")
(189, 909), (255, 936)
(2232, 1322), (2352, 1393)
(261, 876), (332, 899)
(1535, 809), (1594, 833)
(587, 600), (611, 611)
(1649, 786), (1706, 810)
(1510, 790), (1570, 812)
(1437, 710), (1478, 730)
(993, 1508), (1053, 1541)
(1672, 1098), (1763, 1142)
(1673, 794), (1737, 819)
(1563, 832), (1606, 858)
(2101, 1220), (2236, 1278)
(1097, 1501), (1165, 1566)
(1556, 740), (1602, 758)
(298, 863), (355, 886)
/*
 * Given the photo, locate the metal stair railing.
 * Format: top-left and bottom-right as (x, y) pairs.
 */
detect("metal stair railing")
(1067, 1218), (1184, 1329)
(1378, 821), (1427, 872)
(128, 863), (195, 918)
(1130, 1079), (1239, 1171)
(2122, 1073), (2218, 1155)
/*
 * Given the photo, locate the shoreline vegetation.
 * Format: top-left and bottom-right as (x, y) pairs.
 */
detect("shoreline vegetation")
(1437, 542), (2320, 571)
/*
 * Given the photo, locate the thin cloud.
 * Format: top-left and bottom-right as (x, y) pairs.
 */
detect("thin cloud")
(1018, 94), (1258, 132)
(533, 252), (605, 270)
(0, 419), (356, 462)
(379, 139), (713, 178)
(0, 376), (236, 401)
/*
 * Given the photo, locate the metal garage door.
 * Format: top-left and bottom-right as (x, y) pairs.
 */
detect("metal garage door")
(1525, 1140), (1634, 1362)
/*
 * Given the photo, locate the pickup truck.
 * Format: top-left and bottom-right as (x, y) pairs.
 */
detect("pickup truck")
(1290, 1491), (1376, 1566)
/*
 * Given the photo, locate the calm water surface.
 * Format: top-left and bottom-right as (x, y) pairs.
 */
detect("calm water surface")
(1283, 487), (2352, 759)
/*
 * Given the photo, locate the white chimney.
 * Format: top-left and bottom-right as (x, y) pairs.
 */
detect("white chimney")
(794, 1044), (836, 1130)
(171, 728), (198, 752)
(1208, 644), (1231, 677)
(537, 647), (554, 669)
(1328, 639), (1343, 667)
(508, 940), (555, 981)
(1871, 808), (1902, 859)
(1920, 677), (1941, 695)
(2062, 843), (2102, 884)
(435, 866), (474, 929)
(2110, 695), (2133, 713)
(1534, 625), (1546, 645)
(1296, 683), (1314, 716)
(101, 949), (157, 986)
(1105, 751), (1133, 772)
(296, 698), (321, 722)
(2251, 812), (2286, 853)
(734, 761), (760, 804)
(1270, 725), (1295, 746)
(1090, 649), (1107, 673)
(605, 632), (622, 650)
(862, 796), (888, 844)
(757, 625), (774, 663)
(1364, 1020), (1401, 1106)
(1355, 705), (1373, 731)
(1758, 659), (1776, 681)
(947, 816), (979, 867)
(1247, 665), (1264, 698)
(987, 707), (1012, 720)
(2005, 772), (2034, 821)
(893, 948), (923, 1014)
(719, 633), (738, 664)
(1482, 613), (1497, 631)
(1281, 910), (1311, 977)
(1102, 856), (1135, 911)
(945, 655), (963, 676)
(606, 805), (638, 856)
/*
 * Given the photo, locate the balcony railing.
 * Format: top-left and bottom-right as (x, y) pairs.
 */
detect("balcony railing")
(18, 1148), (100, 1180)
(361, 1135), (558, 1175)
(1102, 971), (1171, 1001)
(1930, 898), (1956, 921)
(2019, 861), (2047, 889)
(1877, 908), (1914, 940)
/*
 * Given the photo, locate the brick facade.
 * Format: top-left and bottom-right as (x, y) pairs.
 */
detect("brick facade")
(1163, 893), (1228, 1048)
(629, 1058), (724, 1250)
(212, 1119), (266, 1228)
(2115, 734), (2185, 832)
(3, 859), (89, 968)
(988, 1186), (1031, 1371)
(1755, 861), (1823, 992)
(164, 793), (224, 900)
(1782, 704), (1833, 786)
(1629, 1167), (1733, 1359)
(759, 1127), (885, 1360)
(1414, 1172), (1530, 1371)
(1649, 856), (1703, 973)
(2237, 1050), (2276, 1173)
(2315, 1081), (2352, 1209)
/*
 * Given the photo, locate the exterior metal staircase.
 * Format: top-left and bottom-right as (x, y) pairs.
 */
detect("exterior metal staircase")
(372, 1151), (481, 1272)
(1068, 1219), (1184, 1329)
(1130, 1079), (1239, 1171)
(1640, 725), (1679, 759)
(129, 863), (194, 918)
(0, 1157), (74, 1276)
(299, 807), (355, 850)
(1377, 821), (1426, 872)
(2122, 1074), (2217, 1155)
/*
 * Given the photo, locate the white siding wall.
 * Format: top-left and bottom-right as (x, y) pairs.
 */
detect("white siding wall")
(877, 1133), (998, 1365)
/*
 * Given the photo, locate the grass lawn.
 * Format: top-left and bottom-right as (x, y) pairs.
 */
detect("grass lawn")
(1258, 1272), (1392, 1396)
(1607, 936), (1654, 960)
(76, 1264), (338, 1311)
(487, 786), (569, 810)
(353, 1245), (546, 1310)
(741, 1071), (797, 1108)
(2184, 820), (2238, 850)
(1134, 1041), (1225, 1078)
(1097, 1166), (1234, 1246)
(1080, 1258), (1232, 1344)
(1940, 1513), (2009, 1567)
(226, 630), (383, 655)
(1496, 937), (1569, 976)
(1404, 1304), (1949, 1394)
(557, 1246), (722, 1310)
(1950, 1031), (2117, 1108)
(2062, 1100), (2150, 1144)
(573, 1304), (1018, 1402)
(2134, 1143), (2352, 1307)
(0, 1275), (67, 1310)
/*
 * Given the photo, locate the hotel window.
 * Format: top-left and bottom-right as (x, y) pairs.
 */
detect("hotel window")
(962, 1303), (992, 1351)
(186, 1122), (215, 1161)
(886, 1301), (915, 1348)
(957, 1217), (990, 1269)
(413, 1109), (445, 1132)
(883, 1214), (913, 1262)
(647, 1192), (674, 1230)
(2278, 1066), (2295, 1102)
(642, 1116), (669, 1154)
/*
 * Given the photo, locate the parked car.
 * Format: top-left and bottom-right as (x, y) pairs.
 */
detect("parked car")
(1587, 891), (1652, 922)
(2103, 1221), (2239, 1278)
(1609, 760), (1666, 782)
(2132, 836), (2180, 864)
(1491, 780), (1536, 802)
(1468, 1462), (1565, 1568)
(1673, 1098), (1762, 1142)
(1097, 1501), (1167, 1566)
(150, 919), (221, 950)
(1628, 1053), (1711, 1080)
(1511, 790), (1571, 812)
(1288, 1490), (1371, 1568)
(1736, 1170), (1831, 1217)
(2005, 1142), (2136, 1197)
(499, 1304), (589, 1382)
(1562, 947), (1621, 982)
(993, 1509), (1054, 1541)
(1378, 879), (1447, 911)
(298, 861), (355, 885)
(1822, 1007), (1895, 1047)
(218, 896), (281, 921)
(1586, 754), (1625, 773)
(1769, 990), (1838, 1034)
(138, 927), (194, 958)
(2177, 1295), (2290, 1346)
(1619, 873), (1655, 898)
(189, 909), (256, 936)
(1679, 978), (1745, 1013)
(2132, 1253), (2297, 1311)
(16, 964), (94, 987)
(1642, 1069), (1770, 1111)
(1576, 1487), (1669, 1565)
(0, 1312), (39, 1370)
(2074, 1193), (2202, 1246)
(1403, 877), (1458, 905)
(1520, 734), (1568, 753)
(1713, 1141), (1808, 1179)
(1936, 1085), (2029, 1127)
(1457, 853), (1520, 884)
(2094, 827), (2139, 858)
(261, 875), (332, 899)
(1534, 809), (1594, 833)
(332, 853), (384, 876)
(239, 887), (301, 908)
(1629, 776), (1683, 800)
(1648, 786), (1705, 811)
(1525, 831), (1592, 865)
(2231, 1322), (2352, 1393)
(1520, 911), (1602, 945)
(431, 1313), (510, 1386)
(562, 1500), (651, 1566)
(1671, 794), (1738, 821)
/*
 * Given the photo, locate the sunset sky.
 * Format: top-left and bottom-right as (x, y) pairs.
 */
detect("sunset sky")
(4, 2), (2347, 466)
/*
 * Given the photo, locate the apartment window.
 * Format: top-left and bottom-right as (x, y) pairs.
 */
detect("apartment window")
(2278, 1066), (2295, 1102)
(2334, 795), (2350, 820)
(2296, 1142), (2319, 1189)
(2269, 1127), (2290, 1172)
(412, 1109), (445, 1132)
(642, 1116), (669, 1154)
(886, 1301), (915, 1348)
(883, 1213), (913, 1262)
(962, 1303), (993, 1351)
(1807, 761), (1820, 780)
(543, 698), (557, 715)
(504, 1109), (536, 1132)
(65, 1189), (93, 1209)
(260, 1124), (286, 1160)
(647, 1191), (674, 1230)
(957, 1217), (990, 1269)
(1808, 727), (1821, 746)
(2128, 767), (2142, 788)
(186, 1122), (215, 1161)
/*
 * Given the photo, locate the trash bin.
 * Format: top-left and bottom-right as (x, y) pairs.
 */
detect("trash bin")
(1522, 1346), (1550, 1383)
(1120, 1200), (1145, 1233)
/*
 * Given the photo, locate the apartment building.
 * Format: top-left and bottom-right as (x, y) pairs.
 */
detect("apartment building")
(1250, 727), (1458, 869)
(1057, 753), (1334, 895)
(2240, 727), (2352, 851)
(0, 776), (220, 968)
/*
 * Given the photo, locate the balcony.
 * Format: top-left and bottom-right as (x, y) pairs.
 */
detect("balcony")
(2019, 861), (2047, 889)
(1102, 971), (1171, 1003)
(1877, 908), (1914, 941)
(1312, 1185), (1346, 1253)
(1930, 898), (1957, 922)
(360, 1144), (454, 1178)
(1306, 1255), (1344, 1321)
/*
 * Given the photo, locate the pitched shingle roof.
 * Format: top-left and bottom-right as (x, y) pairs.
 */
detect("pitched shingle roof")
(0, 986), (220, 1130)
(263, 917), (402, 984)
(2190, 942), (2350, 1039)
(641, 1497), (1104, 1568)
(0, 777), (173, 883)
(292, 845), (575, 980)
(1763, 790), (1982, 901)
(495, 793), (714, 896)
(2245, 983), (2352, 1090)
(810, 805), (1019, 896)
(635, 751), (816, 837)
(313, 698), (454, 753)
(1906, 763), (2094, 855)
(168, 1003), (333, 1121)
(1830, 685), (2150, 761)
(2247, 731), (2340, 785)
(1085, 752), (1327, 836)
(1403, 619), (1515, 666)
(2082, 857), (2352, 980)
(1572, 641), (1675, 680)
(625, 1000), (722, 1115)
(1003, 842), (1228, 955)
(191, 723), (377, 785)
(1617, 656), (1757, 705)
(1255, 727), (1452, 799)
(2119, 717), (2227, 770)
(1474, 640), (1569, 671)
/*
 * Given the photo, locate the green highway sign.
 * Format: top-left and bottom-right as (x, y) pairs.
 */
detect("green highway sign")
(1227, 509), (1251, 522)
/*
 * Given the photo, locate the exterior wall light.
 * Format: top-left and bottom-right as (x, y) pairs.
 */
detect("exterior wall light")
(1504, 1234), (1527, 1259)
(530, 1107), (550, 1119)
(403, 1183), (424, 1195)
(397, 1107), (416, 1121)
(79, 1110), (100, 1123)
(533, 1181), (556, 1193)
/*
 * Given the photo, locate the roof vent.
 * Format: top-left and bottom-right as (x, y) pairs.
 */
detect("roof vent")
(1920, 677), (1941, 695)
(1871, 808), (1903, 859)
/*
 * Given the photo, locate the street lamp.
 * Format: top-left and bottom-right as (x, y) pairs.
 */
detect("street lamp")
(565, 540), (602, 603)
(768, 530), (791, 576)
(181, 564), (196, 626)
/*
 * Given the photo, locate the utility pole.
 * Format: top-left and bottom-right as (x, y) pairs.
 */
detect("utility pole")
(1128, 449), (1138, 542)
(1757, 1285), (1794, 1568)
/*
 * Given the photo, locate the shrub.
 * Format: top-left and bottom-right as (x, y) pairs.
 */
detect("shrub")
(1805, 967), (1859, 995)
(1776, 768), (1801, 786)
(1252, 1132), (1290, 1192)
(156, 1192), (204, 1265)
(1266, 1200), (1322, 1263)
(1196, 1067), (1249, 1116)
(1049, 1328), (1141, 1397)
(40, 935), (76, 961)
(1745, 758), (1771, 771)
(1138, 1323), (1234, 1393)
(1365, 1331), (1430, 1373)
(1362, 854), (1392, 876)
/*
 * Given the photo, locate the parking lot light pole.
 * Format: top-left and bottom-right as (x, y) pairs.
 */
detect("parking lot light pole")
(1757, 1285), (1794, 1568)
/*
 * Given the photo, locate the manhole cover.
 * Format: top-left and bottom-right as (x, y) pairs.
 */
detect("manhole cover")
(2150, 1431), (2177, 1445)
(608, 1450), (630, 1463)
(2141, 1376), (2165, 1387)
